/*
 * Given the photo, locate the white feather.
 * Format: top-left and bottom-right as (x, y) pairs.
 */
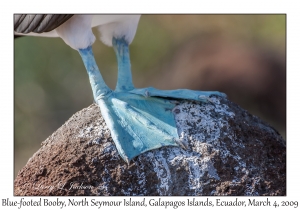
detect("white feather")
(15, 15), (141, 50)
(93, 15), (140, 46)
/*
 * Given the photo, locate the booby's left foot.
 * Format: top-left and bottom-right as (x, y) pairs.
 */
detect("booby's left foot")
(79, 38), (226, 163)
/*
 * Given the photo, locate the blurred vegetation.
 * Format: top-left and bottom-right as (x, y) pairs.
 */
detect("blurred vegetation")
(14, 15), (285, 178)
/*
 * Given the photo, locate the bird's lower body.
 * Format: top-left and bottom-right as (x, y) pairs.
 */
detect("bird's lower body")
(78, 37), (225, 163)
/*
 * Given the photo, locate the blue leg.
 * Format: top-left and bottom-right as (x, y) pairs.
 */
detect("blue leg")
(78, 39), (226, 163)
(112, 37), (134, 91)
(78, 46), (112, 100)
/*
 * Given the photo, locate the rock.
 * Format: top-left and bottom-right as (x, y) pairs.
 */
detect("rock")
(14, 96), (286, 196)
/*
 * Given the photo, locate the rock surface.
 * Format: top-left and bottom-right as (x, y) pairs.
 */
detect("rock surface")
(14, 96), (286, 196)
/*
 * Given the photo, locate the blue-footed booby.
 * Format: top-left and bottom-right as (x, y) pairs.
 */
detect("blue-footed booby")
(14, 14), (225, 162)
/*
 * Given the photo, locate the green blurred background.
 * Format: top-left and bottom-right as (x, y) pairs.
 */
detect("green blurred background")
(14, 15), (286, 178)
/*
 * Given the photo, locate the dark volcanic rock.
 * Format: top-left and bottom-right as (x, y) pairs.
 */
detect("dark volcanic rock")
(14, 96), (286, 196)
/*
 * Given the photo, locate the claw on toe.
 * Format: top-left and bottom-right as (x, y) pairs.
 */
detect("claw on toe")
(176, 132), (189, 150)
(144, 90), (150, 98)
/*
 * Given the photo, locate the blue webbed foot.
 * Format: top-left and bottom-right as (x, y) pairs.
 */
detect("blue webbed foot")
(98, 92), (179, 163)
(129, 87), (225, 103)
(78, 38), (226, 162)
